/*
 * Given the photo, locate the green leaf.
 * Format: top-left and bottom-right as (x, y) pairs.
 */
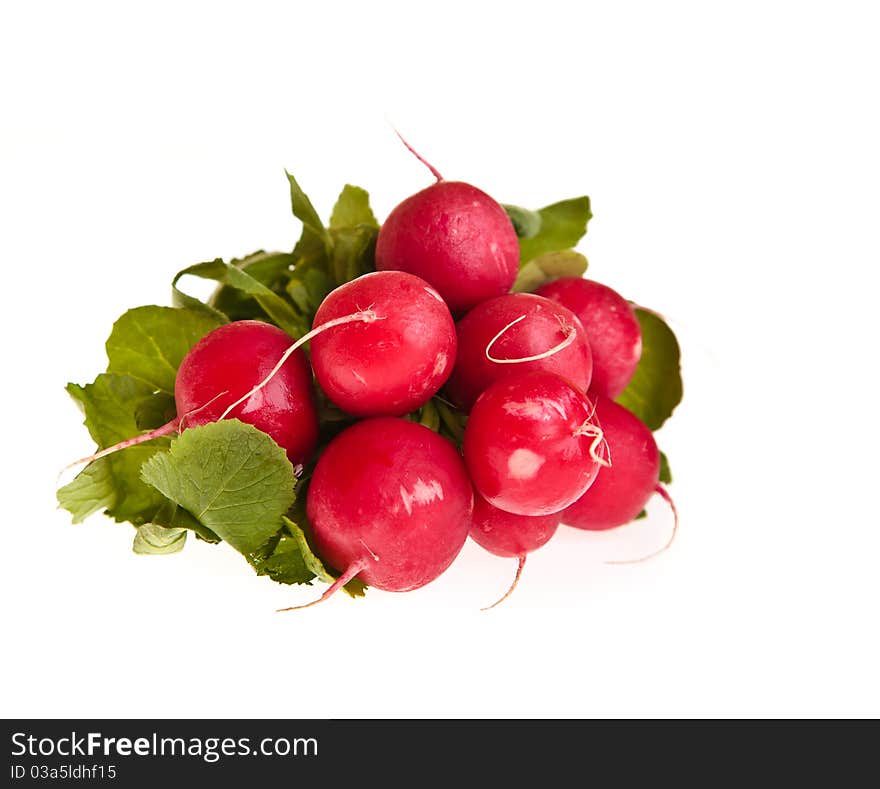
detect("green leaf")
(502, 204), (542, 239)
(417, 399), (440, 432)
(208, 251), (297, 322)
(133, 524), (187, 555)
(286, 263), (334, 315)
(58, 374), (173, 525)
(140, 420), (296, 558)
(616, 308), (683, 431)
(250, 517), (367, 597)
(435, 399), (467, 447)
(57, 457), (117, 524)
(517, 197), (592, 264)
(251, 529), (316, 586)
(330, 225), (377, 286)
(512, 249), (588, 293)
(148, 497), (221, 544)
(292, 226), (329, 271)
(286, 170), (332, 254)
(659, 450), (672, 484)
(250, 479), (367, 597)
(106, 306), (224, 395)
(134, 392), (176, 431)
(284, 516), (367, 598)
(172, 259), (306, 338)
(330, 184), (379, 229)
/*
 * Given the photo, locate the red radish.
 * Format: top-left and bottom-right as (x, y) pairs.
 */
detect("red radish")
(562, 396), (677, 559)
(175, 320), (318, 464)
(309, 271), (456, 417)
(280, 418), (473, 609)
(534, 277), (641, 398)
(444, 292), (593, 411)
(470, 492), (560, 609)
(62, 320), (321, 471)
(463, 372), (607, 517)
(375, 180), (520, 315)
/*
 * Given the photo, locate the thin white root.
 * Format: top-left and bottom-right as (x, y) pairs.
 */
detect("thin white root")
(606, 484), (679, 566)
(485, 314), (576, 364)
(220, 309), (382, 420)
(481, 555), (527, 611)
(573, 422), (612, 467)
(276, 560), (368, 612)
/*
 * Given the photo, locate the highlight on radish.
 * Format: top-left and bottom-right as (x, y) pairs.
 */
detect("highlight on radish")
(463, 371), (609, 517)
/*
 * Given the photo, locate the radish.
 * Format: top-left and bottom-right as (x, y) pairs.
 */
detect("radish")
(64, 320), (321, 470)
(534, 277), (641, 398)
(375, 139), (519, 315)
(562, 396), (678, 559)
(470, 492), (560, 609)
(174, 321), (319, 464)
(444, 292), (593, 411)
(463, 371), (608, 517)
(280, 418), (473, 609)
(309, 271), (456, 417)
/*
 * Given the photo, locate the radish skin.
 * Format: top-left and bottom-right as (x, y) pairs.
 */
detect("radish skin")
(463, 372), (604, 516)
(300, 418), (473, 601)
(535, 278), (642, 399)
(376, 181), (520, 315)
(562, 397), (660, 531)
(446, 293), (593, 412)
(310, 271), (457, 417)
(470, 492), (560, 609)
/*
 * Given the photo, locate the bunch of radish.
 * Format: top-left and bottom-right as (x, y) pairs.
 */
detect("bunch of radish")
(59, 139), (682, 609)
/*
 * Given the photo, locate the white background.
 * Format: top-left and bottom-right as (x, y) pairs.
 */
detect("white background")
(2, 1), (878, 718)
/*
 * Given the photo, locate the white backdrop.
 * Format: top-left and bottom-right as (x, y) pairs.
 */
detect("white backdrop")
(2, 1), (877, 718)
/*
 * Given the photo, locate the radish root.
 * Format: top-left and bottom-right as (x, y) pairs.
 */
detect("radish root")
(57, 419), (181, 485)
(277, 559), (369, 612)
(392, 127), (444, 182)
(57, 390), (230, 486)
(220, 309), (382, 420)
(481, 554), (527, 611)
(573, 422), (612, 467)
(606, 484), (679, 565)
(484, 314), (577, 364)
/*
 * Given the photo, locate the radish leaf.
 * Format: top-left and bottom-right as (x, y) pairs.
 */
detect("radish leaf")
(287, 169), (332, 255)
(503, 204), (542, 238)
(512, 249), (588, 293)
(141, 420), (296, 558)
(616, 309), (683, 430)
(208, 250), (297, 322)
(133, 524), (187, 555)
(172, 259), (307, 338)
(106, 306), (224, 395)
(58, 374), (173, 525)
(330, 184), (379, 229)
(517, 196), (592, 264)
(659, 451), (672, 484)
